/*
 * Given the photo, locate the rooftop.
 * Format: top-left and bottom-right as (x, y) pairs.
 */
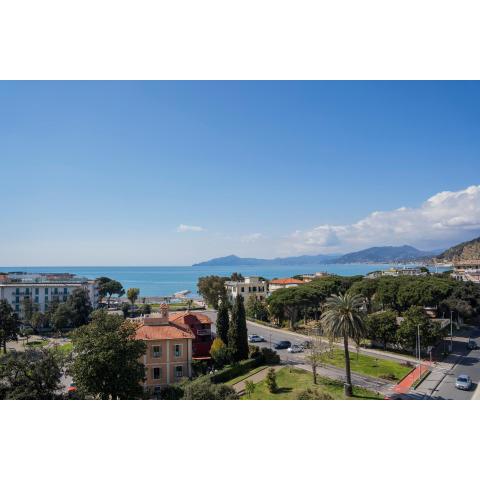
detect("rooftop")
(269, 278), (305, 285)
(135, 323), (195, 341)
(0, 272), (93, 284)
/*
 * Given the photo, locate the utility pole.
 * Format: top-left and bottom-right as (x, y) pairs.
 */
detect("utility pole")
(417, 324), (422, 381)
(450, 311), (453, 353)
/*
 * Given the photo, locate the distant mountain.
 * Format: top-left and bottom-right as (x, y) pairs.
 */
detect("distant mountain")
(434, 236), (480, 263)
(192, 253), (341, 267)
(329, 245), (437, 264)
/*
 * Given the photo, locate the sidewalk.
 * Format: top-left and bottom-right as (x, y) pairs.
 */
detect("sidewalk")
(414, 348), (464, 398)
(232, 365), (282, 394)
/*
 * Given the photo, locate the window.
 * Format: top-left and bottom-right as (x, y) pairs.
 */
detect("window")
(35, 288), (39, 295)
(45, 288), (49, 294)
(174, 344), (182, 357)
(25, 288), (30, 295)
(15, 288), (20, 295)
(175, 366), (183, 378)
(35, 296), (39, 303)
(54, 288), (58, 294)
(153, 367), (161, 380)
(64, 288), (68, 294)
(15, 305), (20, 312)
(152, 345), (162, 358)
(241, 287), (244, 292)
(253, 286), (257, 292)
(15, 296), (19, 304)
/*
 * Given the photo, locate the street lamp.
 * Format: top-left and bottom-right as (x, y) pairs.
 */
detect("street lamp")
(449, 311), (453, 353)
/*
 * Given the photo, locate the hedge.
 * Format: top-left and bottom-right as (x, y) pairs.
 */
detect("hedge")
(210, 357), (264, 384)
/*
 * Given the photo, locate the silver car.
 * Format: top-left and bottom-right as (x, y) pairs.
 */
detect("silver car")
(248, 334), (265, 343)
(455, 374), (472, 391)
(287, 344), (303, 353)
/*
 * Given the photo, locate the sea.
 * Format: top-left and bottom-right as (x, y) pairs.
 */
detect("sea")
(0, 264), (439, 298)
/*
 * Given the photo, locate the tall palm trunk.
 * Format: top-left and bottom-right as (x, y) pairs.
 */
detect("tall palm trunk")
(343, 333), (353, 397)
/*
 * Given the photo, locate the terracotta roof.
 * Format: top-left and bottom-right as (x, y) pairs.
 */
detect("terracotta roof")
(135, 323), (195, 341)
(269, 278), (305, 285)
(170, 311), (212, 325)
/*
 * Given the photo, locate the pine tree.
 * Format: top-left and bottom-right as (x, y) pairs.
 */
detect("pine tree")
(216, 300), (230, 345)
(227, 295), (249, 362)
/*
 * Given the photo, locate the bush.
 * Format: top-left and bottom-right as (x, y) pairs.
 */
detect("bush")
(260, 347), (280, 365)
(210, 357), (262, 384)
(296, 388), (333, 400)
(248, 345), (261, 359)
(159, 384), (184, 400)
(210, 338), (229, 369)
(183, 378), (238, 400)
(266, 368), (277, 393)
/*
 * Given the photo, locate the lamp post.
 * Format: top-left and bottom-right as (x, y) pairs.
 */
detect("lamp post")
(450, 311), (453, 353)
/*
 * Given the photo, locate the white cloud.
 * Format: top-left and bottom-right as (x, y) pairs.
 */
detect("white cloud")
(286, 185), (480, 253)
(177, 224), (205, 233)
(241, 233), (264, 243)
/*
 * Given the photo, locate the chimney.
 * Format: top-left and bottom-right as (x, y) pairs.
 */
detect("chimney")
(143, 303), (170, 326)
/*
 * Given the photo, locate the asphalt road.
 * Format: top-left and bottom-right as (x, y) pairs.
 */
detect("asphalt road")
(205, 310), (395, 394)
(430, 328), (480, 400)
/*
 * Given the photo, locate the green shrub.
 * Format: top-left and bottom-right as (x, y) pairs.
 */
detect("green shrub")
(266, 368), (277, 393)
(260, 347), (280, 365)
(210, 357), (262, 384)
(159, 384), (184, 400)
(296, 388), (333, 400)
(183, 378), (238, 400)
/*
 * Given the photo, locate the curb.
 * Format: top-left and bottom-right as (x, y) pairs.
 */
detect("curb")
(229, 365), (269, 387)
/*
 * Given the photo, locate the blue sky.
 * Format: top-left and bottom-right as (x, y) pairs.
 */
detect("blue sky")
(1, 81), (479, 265)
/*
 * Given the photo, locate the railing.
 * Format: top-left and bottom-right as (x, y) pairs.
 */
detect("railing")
(196, 329), (211, 336)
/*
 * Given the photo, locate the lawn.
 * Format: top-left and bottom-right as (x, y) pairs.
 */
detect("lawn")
(25, 339), (49, 348)
(225, 366), (268, 386)
(244, 367), (380, 400)
(322, 349), (411, 381)
(53, 342), (73, 355)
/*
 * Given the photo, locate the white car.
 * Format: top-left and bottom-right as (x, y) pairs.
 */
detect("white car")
(287, 344), (303, 353)
(248, 334), (265, 343)
(455, 374), (472, 391)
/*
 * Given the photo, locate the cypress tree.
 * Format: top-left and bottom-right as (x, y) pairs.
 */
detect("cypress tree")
(216, 299), (230, 345)
(228, 295), (249, 362)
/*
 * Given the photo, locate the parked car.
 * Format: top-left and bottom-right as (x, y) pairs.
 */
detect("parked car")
(455, 374), (472, 391)
(287, 344), (303, 353)
(248, 334), (265, 343)
(467, 339), (477, 350)
(273, 340), (291, 350)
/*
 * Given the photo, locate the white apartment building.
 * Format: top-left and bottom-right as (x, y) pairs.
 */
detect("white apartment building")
(225, 276), (268, 304)
(452, 260), (480, 284)
(0, 272), (99, 319)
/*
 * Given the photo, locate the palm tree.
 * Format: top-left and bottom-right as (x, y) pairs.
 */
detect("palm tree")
(320, 292), (366, 397)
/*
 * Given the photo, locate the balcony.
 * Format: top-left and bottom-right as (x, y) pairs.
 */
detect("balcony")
(196, 329), (211, 336)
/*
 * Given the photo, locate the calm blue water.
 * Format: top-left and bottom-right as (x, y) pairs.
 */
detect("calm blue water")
(0, 264), (432, 298)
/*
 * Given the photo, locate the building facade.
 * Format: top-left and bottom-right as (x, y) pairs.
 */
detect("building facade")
(170, 311), (213, 359)
(135, 304), (194, 396)
(225, 276), (268, 304)
(452, 260), (480, 284)
(0, 272), (99, 319)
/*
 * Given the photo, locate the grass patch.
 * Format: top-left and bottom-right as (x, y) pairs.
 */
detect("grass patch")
(25, 339), (49, 348)
(53, 342), (73, 355)
(321, 349), (411, 381)
(244, 367), (380, 400)
(225, 366), (268, 386)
